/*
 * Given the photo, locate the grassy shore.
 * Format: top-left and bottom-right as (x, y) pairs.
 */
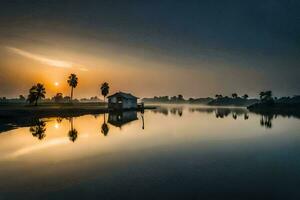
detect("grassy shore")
(0, 102), (108, 118)
(247, 103), (300, 118)
(0, 102), (156, 133)
(0, 102), (155, 118)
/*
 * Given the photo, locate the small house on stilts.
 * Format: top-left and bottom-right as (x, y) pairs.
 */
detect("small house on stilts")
(107, 92), (139, 110)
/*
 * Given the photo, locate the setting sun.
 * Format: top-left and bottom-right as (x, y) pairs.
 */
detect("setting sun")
(54, 82), (59, 86)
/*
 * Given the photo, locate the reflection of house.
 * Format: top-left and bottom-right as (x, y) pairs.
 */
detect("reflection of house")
(107, 92), (138, 110)
(108, 111), (138, 128)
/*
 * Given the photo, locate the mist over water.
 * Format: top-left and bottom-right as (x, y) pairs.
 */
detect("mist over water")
(0, 105), (300, 199)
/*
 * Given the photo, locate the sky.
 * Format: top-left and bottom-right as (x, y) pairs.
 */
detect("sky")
(0, 0), (299, 99)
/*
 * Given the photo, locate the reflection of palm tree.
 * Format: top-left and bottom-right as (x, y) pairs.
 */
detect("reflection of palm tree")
(141, 113), (145, 130)
(68, 118), (78, 142)
(67, 73), (78, 101)
(30, 119), (46, 140)
(101, 113), (109, 136)
(232, 113), (237, 120)
(178, 108), (183, 117)
(68, 129), (78, 142)
(56, 117), (63, 123)
(260, 114), (273, 129)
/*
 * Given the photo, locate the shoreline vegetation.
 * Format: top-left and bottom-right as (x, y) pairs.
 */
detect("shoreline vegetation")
(0, 102), (155, 133)
(0, 72), (299, 130)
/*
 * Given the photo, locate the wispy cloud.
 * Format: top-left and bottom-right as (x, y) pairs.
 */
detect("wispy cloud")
(5, 46), (88, 71)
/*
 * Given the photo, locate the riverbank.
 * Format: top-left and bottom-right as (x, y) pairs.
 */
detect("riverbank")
(0, 103), (156, 133)
(0, 103), (156, 118)
(247, 103), (300, 118)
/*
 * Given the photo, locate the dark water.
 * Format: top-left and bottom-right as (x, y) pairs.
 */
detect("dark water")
(0, 105), (300, 200)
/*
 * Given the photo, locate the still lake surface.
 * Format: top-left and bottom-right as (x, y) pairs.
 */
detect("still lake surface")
(0, 105), (300, 199)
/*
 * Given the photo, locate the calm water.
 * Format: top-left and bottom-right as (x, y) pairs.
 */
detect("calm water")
(0, 105), (300, 200)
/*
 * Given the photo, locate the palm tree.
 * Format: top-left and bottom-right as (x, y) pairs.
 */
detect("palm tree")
(67, 74), (78, 101)
(100, 82), (109, 103)
(27, 83), (46, 106)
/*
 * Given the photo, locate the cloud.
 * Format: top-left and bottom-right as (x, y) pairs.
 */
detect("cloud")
(5, 46), (88, 71)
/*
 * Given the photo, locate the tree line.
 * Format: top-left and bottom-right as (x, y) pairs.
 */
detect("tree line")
(27, 73), (110, 106)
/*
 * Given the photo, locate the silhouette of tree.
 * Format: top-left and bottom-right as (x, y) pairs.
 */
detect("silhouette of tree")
(101, 113), (109, 136)
(215, 94), (223, 99)
(242, 94), (249, 99)
(67, 74), (78, 101)
(259, 90), (274, 105)
(177, 94), (184, 101)
(100, 82), (110, 103)
(19, 95), (25, 101)
(232, 93), (238, 99)
(30, 119), (46, 140)
(68, 118), (78, 142)
(53, 93), (63, 103)
(27, 83), (46, 106)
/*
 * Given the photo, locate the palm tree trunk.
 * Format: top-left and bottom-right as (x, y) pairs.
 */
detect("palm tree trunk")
(35, 98), (38, 106)
(70, 87), (73, 101)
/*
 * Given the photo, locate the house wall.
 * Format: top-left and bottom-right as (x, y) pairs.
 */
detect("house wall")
(108, 96), (137, 109)
(122, 98), (137, 109)
(109, 96), (117, 103)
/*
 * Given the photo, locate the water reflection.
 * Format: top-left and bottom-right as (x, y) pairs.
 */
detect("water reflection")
(3, 106), (300, 141)
(260, 114), (275, 129)
(1, 106), (300, 199)
(29, 119), (46, 140)
(101, 113), (110, 136)
(68, 118), (78, 142)
(153, 106), (299, 129)
(108, 111), (138, 128)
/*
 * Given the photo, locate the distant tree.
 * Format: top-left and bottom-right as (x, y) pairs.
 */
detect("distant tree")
(232, 93), (238, 99)
(67, 73), (78, 101)
(177, 94), (184, 101)
(27, 83), (46, 106)
(100, 82), (110, 103)
(259, 90), (273, 104)
(90, 96), (99, 101)
(53, 93), (63, 103)
(189, 98), (194, 102)
(170, 96), (177, 101)
(63, 96), (71, 102)
(215, 94), (223, 99)
(242, 94), (249, 99)
(19, 95), (26, 101)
